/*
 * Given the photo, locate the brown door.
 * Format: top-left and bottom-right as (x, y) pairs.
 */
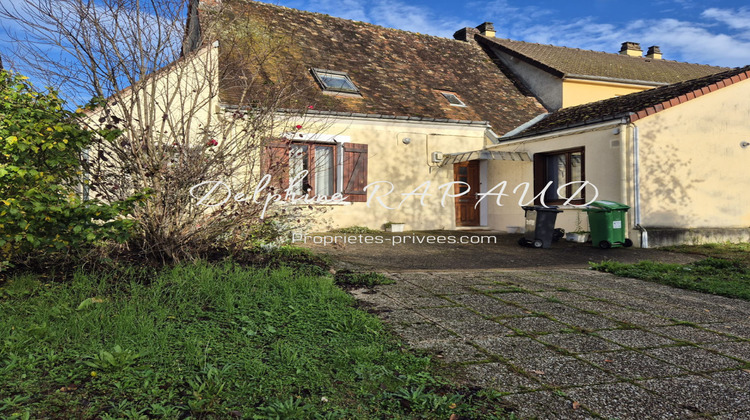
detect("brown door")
(454, 160), (480, 226)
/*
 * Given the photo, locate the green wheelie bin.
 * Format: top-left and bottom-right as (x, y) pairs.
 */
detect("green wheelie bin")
(584, 201), (633, 249)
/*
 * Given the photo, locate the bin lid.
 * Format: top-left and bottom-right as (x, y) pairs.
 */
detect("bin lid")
(585, 200), (630, 212)
(522, 205), (561, 212)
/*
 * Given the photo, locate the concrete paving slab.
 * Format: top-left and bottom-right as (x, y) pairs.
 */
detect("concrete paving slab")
(513, 356), (620, 387)
(651, 324), (735, 344)
(644, 346), (744, 373)
(411, 338), (489, 363)
(538, 333), (624, 354)
(501, 316), (570, 334)
(580, 350), (689, 380)
(648, 307), (725, 324)
(448, 294), (530, 318)
(605, 310), (676, 328)
(702, 341), (750, 362)
(375, 309), (426, 324)
(714, 411), (750, 420)
(386, 294), (457, 309)
(440, 318), (515, 339)
(565, 382), (696, 419)
(639, 375), (750, 415)
(707, 322), (750, 340)
(553, 313), (622, 331)
(492, 291), (548, 305)
(520, 302), (588, 318)
(390, 322), (456, 345)
(416, 306), (484, 323)
(454, 362), (542, 393)
(500, 390), (598, 419)
(597, 329), (679, 348)
(707, 369), (750, 392)
(474, 336), (561, 361)
(566, 299), (625, 313)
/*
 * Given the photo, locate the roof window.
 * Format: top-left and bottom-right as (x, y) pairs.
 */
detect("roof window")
(440, 91), (466, 106)
(311, 68), (360, 94)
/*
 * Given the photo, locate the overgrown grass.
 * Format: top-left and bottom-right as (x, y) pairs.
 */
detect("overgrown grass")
(0, 261), (512, 419)
(329, 226), (381, 235)
(334, 271), (395, 288)
(662, 242), (750, 267)
(590, 257), (750, 301)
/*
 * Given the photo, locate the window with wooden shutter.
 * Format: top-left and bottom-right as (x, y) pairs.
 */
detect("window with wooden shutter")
(263, 142), (290, 192)
(342, 143), (368, 202)
(263, 141), (368, 203)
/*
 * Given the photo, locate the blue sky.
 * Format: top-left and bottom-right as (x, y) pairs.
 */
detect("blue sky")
(276, 0), (750, 67)
(0, 0), (748, 104)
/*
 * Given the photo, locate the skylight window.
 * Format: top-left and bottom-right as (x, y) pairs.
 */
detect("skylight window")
(311, 68), (360, 94)
(441, 92), (466, 107)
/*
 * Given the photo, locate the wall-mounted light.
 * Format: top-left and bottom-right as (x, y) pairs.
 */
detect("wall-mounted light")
(402, 137), (411, 145)
(741, 141), (750, 149)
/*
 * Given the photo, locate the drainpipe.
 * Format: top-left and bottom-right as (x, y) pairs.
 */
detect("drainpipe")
(619, 120), (628, 213)
(631, 125), (648, 248)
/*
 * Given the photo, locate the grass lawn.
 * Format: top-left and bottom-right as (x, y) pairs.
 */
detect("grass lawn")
(591, 255), (750, 301)
(662, 242), (750, 267)
(0, 251), (510, 419)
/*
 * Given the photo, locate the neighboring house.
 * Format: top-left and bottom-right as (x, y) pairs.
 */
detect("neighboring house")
(467, 26), (727, 110)
(485, 66), (750, 247)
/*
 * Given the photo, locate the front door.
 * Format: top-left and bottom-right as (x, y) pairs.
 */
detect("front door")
(454, 160), (480, 226)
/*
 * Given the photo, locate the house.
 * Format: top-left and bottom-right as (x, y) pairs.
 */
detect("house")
(186, 0), (545, 231)
(176, 0), (748, 246)
(485, 65), (750, 247)
(469, 27), (728, 110)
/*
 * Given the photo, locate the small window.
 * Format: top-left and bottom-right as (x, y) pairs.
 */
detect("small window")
(533, 148), (585, 205)
(311, 68), (360, 94)
(440, 92), (466, 107)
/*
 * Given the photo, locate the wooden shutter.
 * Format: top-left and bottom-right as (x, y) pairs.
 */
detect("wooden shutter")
(263, 142), (290, 192)
(533, 153), (545, 206)
(342, 143), (368, 202)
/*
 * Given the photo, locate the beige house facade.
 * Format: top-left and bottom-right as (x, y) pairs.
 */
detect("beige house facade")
(487, 67), (750, 247)
(168, 1), (749, 247)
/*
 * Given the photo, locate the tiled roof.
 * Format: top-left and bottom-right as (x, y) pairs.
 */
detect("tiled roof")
(210, 1), (545, 134)
(477, 36), (728, 85)
(504, 65), (750, 139)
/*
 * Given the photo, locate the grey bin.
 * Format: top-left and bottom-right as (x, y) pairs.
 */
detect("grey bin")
(518, 206), (562, 249)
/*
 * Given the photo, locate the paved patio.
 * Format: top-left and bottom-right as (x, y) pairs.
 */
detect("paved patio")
(351, 269), (750, 419)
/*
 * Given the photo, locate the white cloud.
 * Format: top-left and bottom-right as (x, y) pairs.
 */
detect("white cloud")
(478, 4), (750, 67)
(702, 7), (750, 30)
(368, 0), (472, 37)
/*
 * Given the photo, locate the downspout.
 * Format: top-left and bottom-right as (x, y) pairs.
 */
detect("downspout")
(619, 120), (629, 212)
(632, 124), (648, 248)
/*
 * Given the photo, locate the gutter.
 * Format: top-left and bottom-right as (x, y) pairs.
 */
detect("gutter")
(564, 74), (670, 88)
(500, 113), (549, 139)
(487, 119), (623, 148)
(221, 104), (492, 127)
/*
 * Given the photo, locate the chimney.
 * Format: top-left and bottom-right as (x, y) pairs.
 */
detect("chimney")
(646, 45), (662, 60)
(619, 42), (642, 57)
(476, 22), (495, 37)
(453, 27), (480, 42)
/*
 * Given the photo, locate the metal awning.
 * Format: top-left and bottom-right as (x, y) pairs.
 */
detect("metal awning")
(440, 150), (531, 166)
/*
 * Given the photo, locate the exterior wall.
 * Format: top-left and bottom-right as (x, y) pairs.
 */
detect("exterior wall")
(635, 78), (750, 231)
(488, 47), (563, 111)
(287, 119), (488, 231)
(562, 79), (652, 108)
(486, 124), (626, 235)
